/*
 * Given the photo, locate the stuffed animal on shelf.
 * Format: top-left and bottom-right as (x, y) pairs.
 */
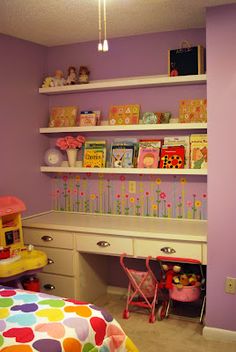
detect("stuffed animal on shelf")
(42, 76), (54, 88)
(79, 66), (90, 84)
(161, 263), (181, 289)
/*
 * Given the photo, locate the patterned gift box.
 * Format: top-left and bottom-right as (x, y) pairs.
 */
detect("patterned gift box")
(179, 99), (207, 123)
(49, 106), (78, 127)
(109, 104), (140, 125)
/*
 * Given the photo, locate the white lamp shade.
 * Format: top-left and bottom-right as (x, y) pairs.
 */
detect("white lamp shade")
(103, 39), (109, 52)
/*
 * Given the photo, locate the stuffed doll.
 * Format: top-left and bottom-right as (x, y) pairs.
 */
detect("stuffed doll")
(52, 70), (66, 86)
(79, 66), (90, 84)
(161, 263), (181, 289)
(66, 66), (78, 85)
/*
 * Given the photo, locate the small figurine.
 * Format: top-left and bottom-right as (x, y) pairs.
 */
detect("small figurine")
(52, 70), (66, 87)
(79, 66), (90, 84)
(66, 66), (78, 85)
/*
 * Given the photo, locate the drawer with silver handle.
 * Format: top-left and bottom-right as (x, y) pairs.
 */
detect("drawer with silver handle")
(76, 233), (133, 256)
(37, 273), (75, 298)
(134, 239), (202, 261)
(31, 246), (74, 276)
(23, 228), (74, 249)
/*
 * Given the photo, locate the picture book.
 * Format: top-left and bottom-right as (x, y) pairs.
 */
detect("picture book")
(83, 141), (106, 168)
(111, 145), (135, 168)
(109, 104), (140, 125)
(164, 136), (190, 168)
(137, 140), (162, 168)
(190, 134), (208, 144)
(49, 106), (78, 127)
(190, 134), (208, 169)
(179, 99), (207, 123)
(137, 148), (160, 168)
(191, 143), (208, 169)
(160, 146), (185, 169)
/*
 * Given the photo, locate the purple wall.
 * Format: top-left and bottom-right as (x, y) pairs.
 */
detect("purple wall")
(206, 4), (236, 331)
(48, 29), (206, 119)
(0, 34), (51, 216)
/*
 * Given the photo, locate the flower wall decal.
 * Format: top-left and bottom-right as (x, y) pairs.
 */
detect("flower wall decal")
(52, 174), (207, 220)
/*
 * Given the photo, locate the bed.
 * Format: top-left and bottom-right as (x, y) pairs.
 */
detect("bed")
(0, 286), (138, 352)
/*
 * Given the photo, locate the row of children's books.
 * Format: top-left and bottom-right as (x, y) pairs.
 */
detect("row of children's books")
(82, 134), (208, 169)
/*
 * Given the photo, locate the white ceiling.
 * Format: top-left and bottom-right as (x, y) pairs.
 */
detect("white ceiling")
(0, 0), (235, 47)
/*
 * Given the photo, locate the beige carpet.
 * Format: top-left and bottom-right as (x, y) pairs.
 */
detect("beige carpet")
(96, 294), (236, 352)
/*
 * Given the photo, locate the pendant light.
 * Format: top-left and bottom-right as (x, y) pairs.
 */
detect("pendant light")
(98, 0), (109, 52)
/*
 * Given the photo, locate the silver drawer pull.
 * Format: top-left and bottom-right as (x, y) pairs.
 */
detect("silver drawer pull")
(161, 247), (176, 254)
(41, 235), (53, 242)
(44, 284), (55, 290)
(47, 258), (54, 265)
(97, 241), (110, 248)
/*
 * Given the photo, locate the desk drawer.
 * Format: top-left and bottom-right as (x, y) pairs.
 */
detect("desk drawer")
(76, 234), (133, 256)
(36, 246), (74, 276)
(134, 239), (202, 261)
(38, 273), (75, 298)
(23, 228), (74, 249)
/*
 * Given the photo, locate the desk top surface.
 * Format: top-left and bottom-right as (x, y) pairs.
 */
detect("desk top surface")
(23, 211), (207, 243)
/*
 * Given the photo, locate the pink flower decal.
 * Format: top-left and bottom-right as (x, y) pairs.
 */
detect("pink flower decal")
(120, 175), (126, 182)
(145, 192), (150, 196)
(167, 202), (172, 208)
(202, 193), (207, 198)
(187, 201), (193, 207)
(116, 194), (121, 199)
(160, 192), (166, 199)
(125, 194), (129, 198)
(80, 192), (84, 196)
(63, 176), (68, 182)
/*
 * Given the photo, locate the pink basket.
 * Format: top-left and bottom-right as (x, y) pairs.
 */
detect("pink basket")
(169, 285), (201, 302)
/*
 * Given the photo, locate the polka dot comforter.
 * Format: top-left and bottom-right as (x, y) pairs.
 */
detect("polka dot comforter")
(0, 286), (138, 352)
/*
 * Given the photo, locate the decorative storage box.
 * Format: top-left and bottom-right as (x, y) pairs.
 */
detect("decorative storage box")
(78, 111), (101, 126)
(179, 99), (207, 123)
(168, 44), (205, 76)
(49, 106), (78, 127)
(109, 105), (140, 125)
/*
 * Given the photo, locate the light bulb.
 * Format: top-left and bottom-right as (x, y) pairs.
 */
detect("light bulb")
(98, 42), (103, 51)
(103, 39), (109, 52)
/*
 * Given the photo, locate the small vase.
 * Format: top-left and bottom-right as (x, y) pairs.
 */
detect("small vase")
(66, 148), (78, 167)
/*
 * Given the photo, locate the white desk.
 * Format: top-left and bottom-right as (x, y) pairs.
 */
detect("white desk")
(23, 211), (207, 301)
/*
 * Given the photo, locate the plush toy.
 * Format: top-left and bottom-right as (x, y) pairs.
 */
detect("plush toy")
(180, 274), (189, 286)
(42, 77), (54, 88)
(188, 273), (201, 287)
(162, 263), (181, 289)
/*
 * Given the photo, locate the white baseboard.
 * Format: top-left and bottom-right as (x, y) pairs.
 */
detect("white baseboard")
(107, 285), (127, 296)
(203, 326), (236, 342)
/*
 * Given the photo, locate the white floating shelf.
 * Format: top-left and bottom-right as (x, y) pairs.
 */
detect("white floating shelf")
(39, 74), (207, 95)
(39, 123), (207, 134)
(40, 166), (207, 176)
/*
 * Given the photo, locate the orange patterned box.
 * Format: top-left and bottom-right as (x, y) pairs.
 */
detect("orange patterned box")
(109, 105), (140, 125)
(179, 99), (207, 123)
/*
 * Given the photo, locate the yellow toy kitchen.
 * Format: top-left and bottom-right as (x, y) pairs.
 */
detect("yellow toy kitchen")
(0, 196), (47, 288)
